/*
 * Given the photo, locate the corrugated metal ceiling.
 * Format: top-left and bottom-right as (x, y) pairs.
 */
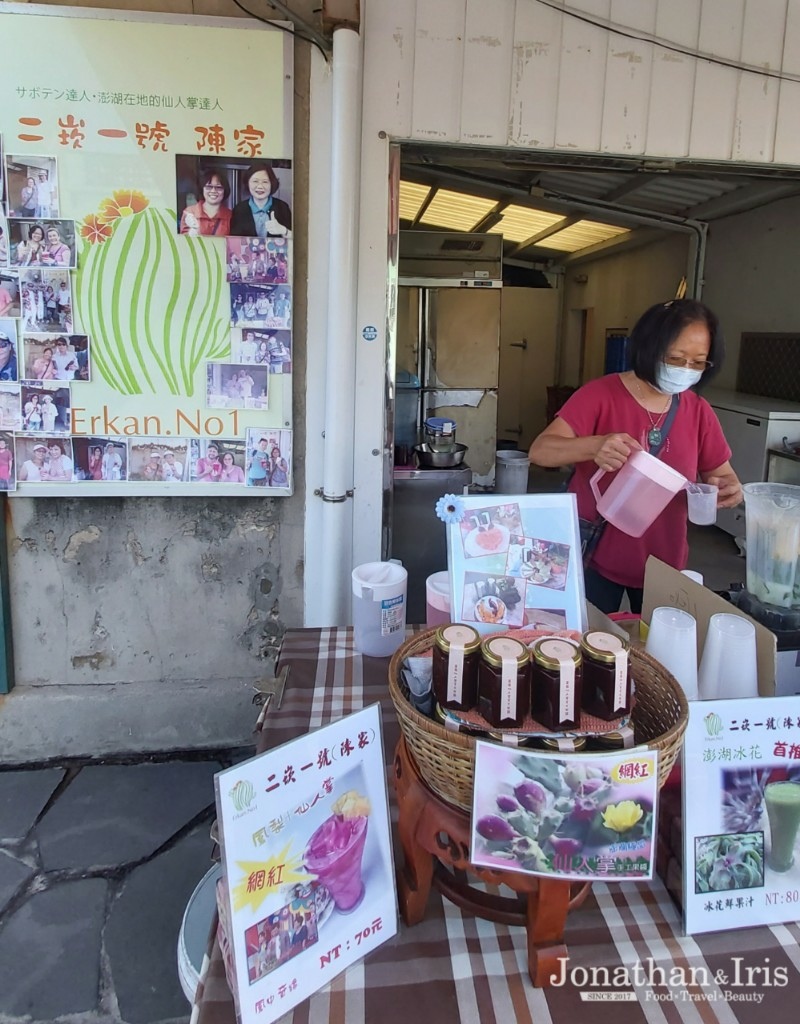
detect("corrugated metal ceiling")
(399, 144), (800, 264)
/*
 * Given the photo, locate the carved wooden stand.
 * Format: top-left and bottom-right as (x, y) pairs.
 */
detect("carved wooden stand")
(393, 736), (590, 986)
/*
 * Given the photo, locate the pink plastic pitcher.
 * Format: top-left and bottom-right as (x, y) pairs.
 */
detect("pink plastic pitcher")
(589, 449), (687, 538)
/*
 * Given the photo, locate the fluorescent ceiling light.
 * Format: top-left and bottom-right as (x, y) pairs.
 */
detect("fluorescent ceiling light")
(486, 205), (565, 242)
(398, 181), (431, 222)
(534, 220), (630, 252)
(418, 189), (497, 231)
(399, 181), (631, 254)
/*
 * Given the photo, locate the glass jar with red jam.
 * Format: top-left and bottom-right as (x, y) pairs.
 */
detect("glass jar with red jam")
(431, 624), (482, 712)
(477, 636), (531, 728)
(531, 637), (583, 731)
(580, 630), (631, 721)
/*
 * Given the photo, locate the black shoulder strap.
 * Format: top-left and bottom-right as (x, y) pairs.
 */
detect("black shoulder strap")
(649, 393), (680, 457)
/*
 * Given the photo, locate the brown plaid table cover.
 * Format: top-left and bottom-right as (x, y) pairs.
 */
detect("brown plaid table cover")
(194, 627), (800, 1024)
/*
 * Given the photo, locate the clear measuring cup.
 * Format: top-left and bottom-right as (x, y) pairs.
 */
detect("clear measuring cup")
(743, 483), (800, 609)
(686, 482), (718, 525)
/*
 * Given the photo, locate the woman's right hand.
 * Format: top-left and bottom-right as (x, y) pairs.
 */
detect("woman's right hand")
(594, 432), (641, 472)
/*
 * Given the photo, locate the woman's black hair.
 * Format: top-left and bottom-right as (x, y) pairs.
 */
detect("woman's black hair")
(629, 298), (724, 391)
(244, 162), (280, 195)
(28, 223), (46, 240)
(197, 168), (231, 203)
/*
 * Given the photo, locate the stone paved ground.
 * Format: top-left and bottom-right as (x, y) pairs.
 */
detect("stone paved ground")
(0, 753), (250, 1024)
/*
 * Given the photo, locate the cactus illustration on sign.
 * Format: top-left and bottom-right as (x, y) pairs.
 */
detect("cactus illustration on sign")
(75, 190), (230, 396)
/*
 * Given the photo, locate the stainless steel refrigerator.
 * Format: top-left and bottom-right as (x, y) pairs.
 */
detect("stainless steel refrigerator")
(390, 232), (503, 620)
(396, 232), (503, 485)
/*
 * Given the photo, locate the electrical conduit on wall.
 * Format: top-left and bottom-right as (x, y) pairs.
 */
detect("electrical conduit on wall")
(319, 26), (363, 625)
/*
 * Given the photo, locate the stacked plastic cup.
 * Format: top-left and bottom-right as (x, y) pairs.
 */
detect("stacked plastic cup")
(425, 571), (451, 627)
(645, 607), (699, 701)
(698, 613), (758, 700)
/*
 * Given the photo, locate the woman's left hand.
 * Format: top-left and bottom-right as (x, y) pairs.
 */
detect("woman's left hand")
(705, 469), (743, 508)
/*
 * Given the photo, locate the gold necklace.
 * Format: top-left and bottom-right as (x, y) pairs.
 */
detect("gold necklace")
(633, 378), (671, 448)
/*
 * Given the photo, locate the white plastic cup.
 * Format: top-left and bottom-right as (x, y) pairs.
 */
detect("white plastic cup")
(698, 613), (758, 700)
(687, 483), (718, 526)
(645, 606), (699, 701)
(425, 571), (451, 627)
(495, 450), (529, 494)
(352, 561), (408, 657)
(681, 570), (704, 585)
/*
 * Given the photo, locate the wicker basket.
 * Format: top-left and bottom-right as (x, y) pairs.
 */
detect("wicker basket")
(388, 628), (689, 812)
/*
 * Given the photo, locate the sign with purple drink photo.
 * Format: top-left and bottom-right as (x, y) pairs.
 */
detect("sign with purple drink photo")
(214, 704), (397, 1024)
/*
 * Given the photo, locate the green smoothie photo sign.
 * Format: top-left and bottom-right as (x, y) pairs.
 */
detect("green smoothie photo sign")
(683, 698), (800, 935)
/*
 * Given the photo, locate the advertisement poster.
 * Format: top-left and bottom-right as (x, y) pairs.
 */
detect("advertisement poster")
(0, 4), (293, 494)
(683, 697), (800, 935)
(442, 493), (587, 634)
(471, 741), (659, 881)
(215, 705), (397, 1024)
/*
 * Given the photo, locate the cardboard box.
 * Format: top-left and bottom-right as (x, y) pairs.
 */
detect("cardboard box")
(641, 556), (778, 696)
(586, 601), (629, 639)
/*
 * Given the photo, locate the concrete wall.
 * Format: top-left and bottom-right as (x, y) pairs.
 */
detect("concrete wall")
(1, 1), (313, 755)
(8, 496), (304, 683)
(498, 287), (560, 451)
(559, 234), (690, 384)
(702, 195), (800, 391)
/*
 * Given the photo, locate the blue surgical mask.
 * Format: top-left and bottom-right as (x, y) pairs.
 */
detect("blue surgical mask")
(655, 363), (703, 394)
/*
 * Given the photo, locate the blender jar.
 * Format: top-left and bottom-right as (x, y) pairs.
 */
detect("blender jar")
(743, 483), (800, 609)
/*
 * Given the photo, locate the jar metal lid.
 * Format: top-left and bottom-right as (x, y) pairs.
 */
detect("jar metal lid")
(591, 731), (625, 749)
(480, 635), (530, 668)
(434, 623), (482, 654)
(540, 735), (587, 752)
(580, 630), (630, 664)
(532, 637), (583, 670)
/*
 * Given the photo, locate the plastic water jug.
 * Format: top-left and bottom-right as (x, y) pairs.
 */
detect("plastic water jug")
(352, 561), (408, 657)
(589, 450), (687, 538)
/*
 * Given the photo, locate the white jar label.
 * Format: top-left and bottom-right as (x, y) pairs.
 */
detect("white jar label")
(501, 655), (517, 721)
(613, 649), (628, 712)
(447, 642), (465, 703)
(559, 659), (576, 723)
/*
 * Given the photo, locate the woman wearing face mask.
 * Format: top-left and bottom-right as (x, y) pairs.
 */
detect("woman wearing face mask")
(528, 299), (742, 613)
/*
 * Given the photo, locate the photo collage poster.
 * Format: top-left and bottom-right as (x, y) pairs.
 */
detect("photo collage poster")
(0, 9), (293, 493)
(444, 493), (588, 634)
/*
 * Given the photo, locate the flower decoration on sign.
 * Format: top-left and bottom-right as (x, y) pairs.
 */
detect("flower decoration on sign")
(79, 214), (113, 245)
(97, 189), (149, 223)
(435, 493), (465, 524)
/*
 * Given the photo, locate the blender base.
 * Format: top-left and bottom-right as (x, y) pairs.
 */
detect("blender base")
(730, 589), (800, 698)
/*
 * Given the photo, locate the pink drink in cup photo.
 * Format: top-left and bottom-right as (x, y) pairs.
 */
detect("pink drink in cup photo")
(304, 790), (370, 912)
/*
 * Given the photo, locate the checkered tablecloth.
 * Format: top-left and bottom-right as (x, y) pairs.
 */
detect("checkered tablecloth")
(193, 628), (800, 1024)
